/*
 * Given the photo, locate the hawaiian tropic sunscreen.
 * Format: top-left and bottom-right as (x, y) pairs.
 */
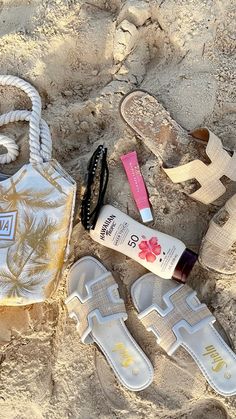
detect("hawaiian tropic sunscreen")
(90, 205), (197, 282)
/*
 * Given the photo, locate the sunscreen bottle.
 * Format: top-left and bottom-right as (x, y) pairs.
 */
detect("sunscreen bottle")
(90, 205), (197, 282)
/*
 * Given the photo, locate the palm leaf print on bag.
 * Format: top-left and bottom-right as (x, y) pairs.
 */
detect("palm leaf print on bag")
(0, 181), (66, 212)
(47, 190), (74, 273)
(0, 212), (59, 300)
(34, 165), (66, 195)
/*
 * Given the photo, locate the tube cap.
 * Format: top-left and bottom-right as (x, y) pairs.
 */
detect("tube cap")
(139, 207), (153, 223)
(173, 248), (198, 283)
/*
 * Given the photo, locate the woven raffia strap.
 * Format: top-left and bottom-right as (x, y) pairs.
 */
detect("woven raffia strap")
(163, 130), (236, 205)
(204, 194), (236, 251)
(139, 285), (213, 355)
(66, 273), (126, 340)
(0, 75), (52, 164)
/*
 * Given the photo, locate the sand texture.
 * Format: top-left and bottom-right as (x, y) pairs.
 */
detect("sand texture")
(0, 0), (235, 418)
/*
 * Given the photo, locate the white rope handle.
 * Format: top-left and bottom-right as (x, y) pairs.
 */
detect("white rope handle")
(0, 135), (19, 164)
(0, 75), (52, 164)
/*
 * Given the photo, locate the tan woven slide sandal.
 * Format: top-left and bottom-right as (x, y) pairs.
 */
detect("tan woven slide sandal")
(65, 256), (154, 391)
(199, 194), (236, 274)
(120, 90), (236, 205)
(131, 273), (236, 396)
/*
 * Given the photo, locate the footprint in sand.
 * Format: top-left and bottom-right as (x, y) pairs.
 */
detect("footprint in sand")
(0, 301), (58, 348)
(0, 0), (37, 37)
(187, 398), (229, 419)
(94, 350), (130, 412)
(0, 404), (44, 419)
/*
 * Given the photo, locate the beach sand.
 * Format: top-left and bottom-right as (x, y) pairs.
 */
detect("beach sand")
(0, 0), (235, 418)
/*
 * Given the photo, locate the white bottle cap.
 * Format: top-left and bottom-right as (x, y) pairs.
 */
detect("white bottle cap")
(139, 207), (153, 223)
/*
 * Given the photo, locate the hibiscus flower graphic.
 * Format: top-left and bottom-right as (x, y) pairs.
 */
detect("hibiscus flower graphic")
(138, 236), (161, 263)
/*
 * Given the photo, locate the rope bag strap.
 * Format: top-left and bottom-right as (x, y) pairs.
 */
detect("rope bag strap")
(0, 75), (52, 164)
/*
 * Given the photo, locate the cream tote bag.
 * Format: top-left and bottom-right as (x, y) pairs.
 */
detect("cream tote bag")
(0, 75), (76, 306)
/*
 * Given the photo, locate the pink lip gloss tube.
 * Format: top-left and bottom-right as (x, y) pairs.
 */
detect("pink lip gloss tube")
(121, 151), (153, 223)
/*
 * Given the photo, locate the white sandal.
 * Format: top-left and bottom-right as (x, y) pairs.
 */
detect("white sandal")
(120, 89), (236, 205)
(131, 273), (236, 396)
(65, 256), (154, 391)
(199, 194), (236, 274)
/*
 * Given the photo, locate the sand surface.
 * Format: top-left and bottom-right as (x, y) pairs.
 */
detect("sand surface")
(0, 0), (235, 418)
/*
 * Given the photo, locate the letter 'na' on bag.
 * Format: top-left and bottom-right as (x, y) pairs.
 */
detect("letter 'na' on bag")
(0, 75), (76, 306)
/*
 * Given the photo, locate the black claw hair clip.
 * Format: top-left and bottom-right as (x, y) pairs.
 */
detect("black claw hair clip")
(81, 144), (109, 230)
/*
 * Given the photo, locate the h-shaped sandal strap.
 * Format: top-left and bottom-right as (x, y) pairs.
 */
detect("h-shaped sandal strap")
(65, 272), (127, 343)
(204, 193), (236, 251)
(163, 130), (236, 205)
(138, 284), (214, 355)
(0, 75), (52, 164)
